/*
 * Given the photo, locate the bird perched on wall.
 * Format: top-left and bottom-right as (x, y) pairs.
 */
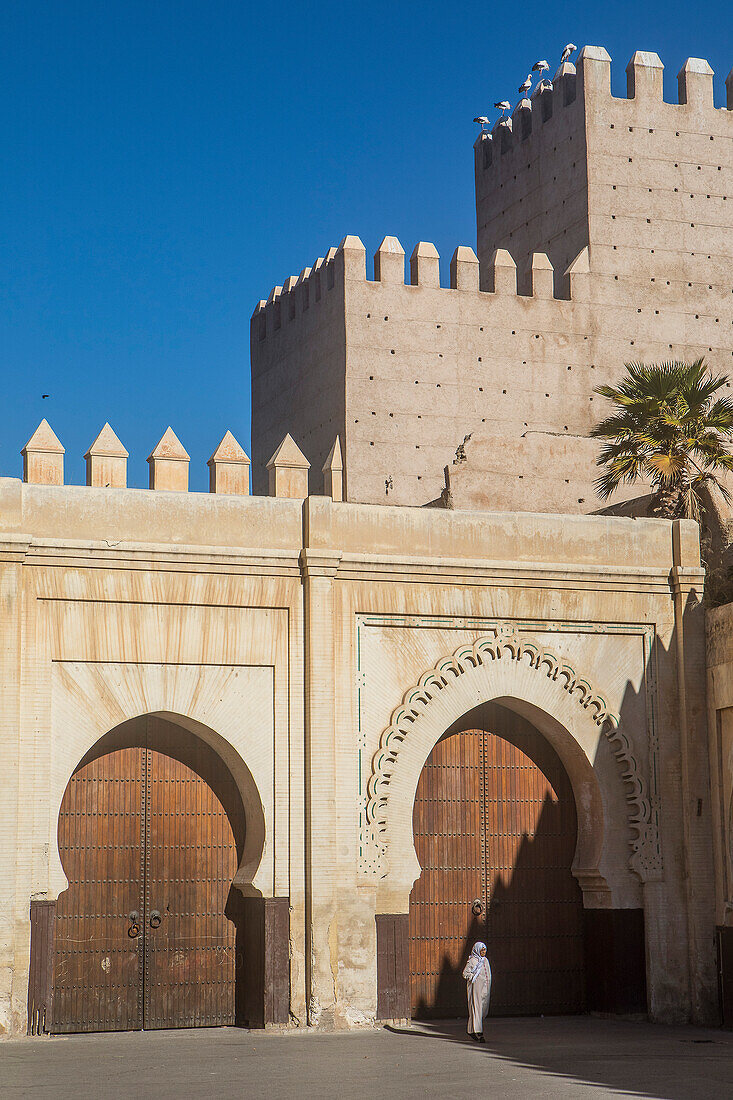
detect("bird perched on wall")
(532, 59), (549, 74)
(561, 43), (577, 63)
(473, 116), (490, 130)
(494, 100), (511, 116)
(518, 73), (533, 95)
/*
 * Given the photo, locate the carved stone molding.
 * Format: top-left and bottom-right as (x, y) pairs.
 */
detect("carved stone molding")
(364, 623), (661, 882)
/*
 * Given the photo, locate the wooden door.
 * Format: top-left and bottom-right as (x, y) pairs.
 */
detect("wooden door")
(409, 704), (585, 1018)
(409, 729), (485, 1018)
(54, 746), (145, 1031)
(53, 717), (242, 1032)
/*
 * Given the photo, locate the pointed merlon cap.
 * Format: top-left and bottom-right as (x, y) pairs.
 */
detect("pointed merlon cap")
(530, 253), (555, 299)
(84, 423), (128, 488)
(491, 114), (512, 139)
(85, 422), (129, 458)
(678, 57), (714, 108)
(336, 235), (366, 281)
(22, 419), (65, 485)
(565, 246), (591, 301)
(626, 52), (663, 100)
(322, 436), (344, 502)
(490, 248), (517, 295)
(208, 430), (250, 495)
(578, 45), (611, 97)
(147, 427), (190, 491)
(410, 241), (440, 288)
(449, 245), (479, 292)
(266, 432), (310, 498)
(374, 236), (405, 285)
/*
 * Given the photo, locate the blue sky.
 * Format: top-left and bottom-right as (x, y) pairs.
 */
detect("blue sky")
(2, 1), (732, 490)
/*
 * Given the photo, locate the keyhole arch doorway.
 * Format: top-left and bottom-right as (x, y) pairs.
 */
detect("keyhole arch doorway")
(52, 713), (249, 1032)
(409, 702), (587, 1018)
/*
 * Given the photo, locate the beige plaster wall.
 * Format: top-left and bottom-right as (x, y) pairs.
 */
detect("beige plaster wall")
(0, 478), (306, 1037)
(705, 604), (733, 928)
(0, 477), (718, 1032)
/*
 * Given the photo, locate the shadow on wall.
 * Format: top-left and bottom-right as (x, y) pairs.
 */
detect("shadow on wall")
(413, 791), (585, 1018)
(410, 678), (656, 1021)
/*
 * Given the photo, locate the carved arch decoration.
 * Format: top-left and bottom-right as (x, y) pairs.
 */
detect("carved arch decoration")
(364, 624), (661, 885)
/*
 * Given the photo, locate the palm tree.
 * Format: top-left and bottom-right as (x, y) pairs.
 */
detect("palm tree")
(591, 359), (733, 520)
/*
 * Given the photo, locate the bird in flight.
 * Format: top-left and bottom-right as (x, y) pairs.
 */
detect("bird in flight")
(494, 100), (511, 116)
(561, 43), (577, 63)
(532, 60), (549, 74)
(473, 116), (490, 130)
(518, 73), (533, 95)
(41, 394), (50, 399)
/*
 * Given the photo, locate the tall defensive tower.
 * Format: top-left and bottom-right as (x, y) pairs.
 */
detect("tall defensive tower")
(251, 47), (733, 512)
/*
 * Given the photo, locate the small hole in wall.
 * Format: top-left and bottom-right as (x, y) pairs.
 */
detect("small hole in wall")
(366, 313), (370, 318)
(478, 387), (483, 392)
(384, 316), (388, 320)
(369, 375), (373, 380)
(502, 389), (507, 394)
(390, 349), (395, 354)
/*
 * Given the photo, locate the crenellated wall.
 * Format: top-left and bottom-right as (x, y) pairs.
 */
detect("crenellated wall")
(251, 45), (733, 512)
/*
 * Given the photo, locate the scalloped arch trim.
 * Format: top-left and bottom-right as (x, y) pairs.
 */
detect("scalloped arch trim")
(364, 625), (659, 880)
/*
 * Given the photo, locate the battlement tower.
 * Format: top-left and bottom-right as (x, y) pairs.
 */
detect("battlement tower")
(251, 46), (733, 512)
(476, 48), (733, 300)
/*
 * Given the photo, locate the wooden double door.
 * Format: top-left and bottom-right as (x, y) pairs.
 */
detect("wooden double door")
(53, 716), (245, 1032)
(409, 704), (586, 1018)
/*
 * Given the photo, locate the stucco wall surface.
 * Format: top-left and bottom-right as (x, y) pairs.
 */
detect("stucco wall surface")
(0, 478), (718, 1034)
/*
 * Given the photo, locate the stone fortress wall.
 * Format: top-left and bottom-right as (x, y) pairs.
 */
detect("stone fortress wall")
(251, 47), (733, 512)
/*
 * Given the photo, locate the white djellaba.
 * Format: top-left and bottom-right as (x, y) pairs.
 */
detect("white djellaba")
(462, 941), (492, 1039)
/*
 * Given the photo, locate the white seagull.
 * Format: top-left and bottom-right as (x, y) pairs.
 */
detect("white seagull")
(518, 73), (533, 95)
(473, 116), (490, 130)
(494, 100), (511, 116)
(561, 43), (577, 63)
(532, 60), (549, 74)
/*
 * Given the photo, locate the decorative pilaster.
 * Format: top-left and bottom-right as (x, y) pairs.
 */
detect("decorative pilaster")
(300, 509), (342, 1025)
(670, 519), (718, 1024)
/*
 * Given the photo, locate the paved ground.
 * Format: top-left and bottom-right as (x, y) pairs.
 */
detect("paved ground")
(3, 1016), (733, 1099)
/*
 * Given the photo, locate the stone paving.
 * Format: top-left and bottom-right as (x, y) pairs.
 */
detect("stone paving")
(3, 1016), (733, 1099)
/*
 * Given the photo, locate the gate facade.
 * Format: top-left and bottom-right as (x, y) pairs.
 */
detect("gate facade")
(52, 716), (244, 1032)
(409, 704), (586, 1018)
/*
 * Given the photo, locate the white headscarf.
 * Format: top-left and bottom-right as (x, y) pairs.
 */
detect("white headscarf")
(463, 941), (487, 983)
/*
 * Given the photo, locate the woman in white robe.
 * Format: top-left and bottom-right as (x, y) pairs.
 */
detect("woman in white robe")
(462, 941), (491, 1041)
